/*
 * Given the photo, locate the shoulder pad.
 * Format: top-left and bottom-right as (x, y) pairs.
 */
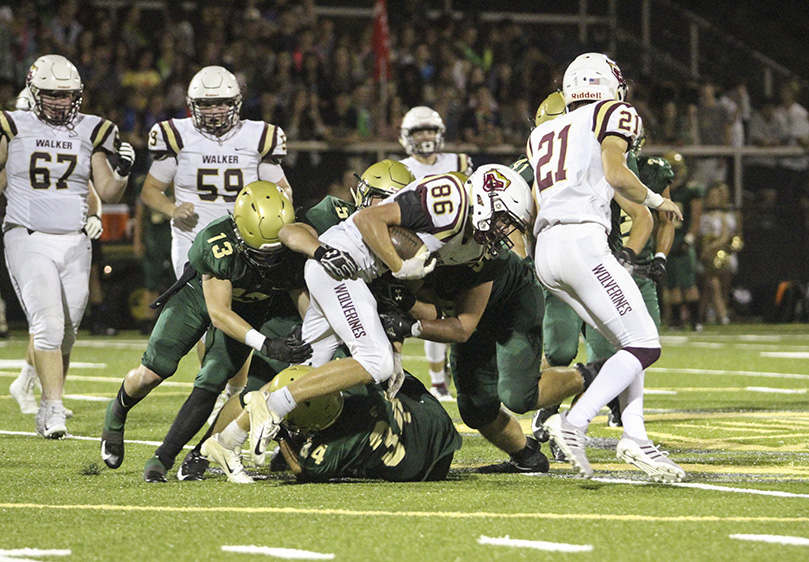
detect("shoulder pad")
(0, 111), (18, 140)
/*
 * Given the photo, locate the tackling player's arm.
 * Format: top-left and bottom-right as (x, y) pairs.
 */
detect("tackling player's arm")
(406, 281), (491, 344)
(278, 437), (304, 478)
(601, 136), (682, 221)
(614, 192), (653, 255)
(278, 222), (321, 258)
(201, 274), (255, 342)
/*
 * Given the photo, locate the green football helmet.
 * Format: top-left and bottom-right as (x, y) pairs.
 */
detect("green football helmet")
(534, 91), (566, 126)
(269, 365), (344, 432)
(352, 159), (415, 208)
(662, 151), (687, 183)
(232, 181), (294, 270)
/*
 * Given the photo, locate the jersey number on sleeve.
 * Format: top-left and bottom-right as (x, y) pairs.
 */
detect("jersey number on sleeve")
(206, 232), (234, 258)
(534, 125), (570, 192)
(30, 152), (77, 190)
(197, 168), (244, 202)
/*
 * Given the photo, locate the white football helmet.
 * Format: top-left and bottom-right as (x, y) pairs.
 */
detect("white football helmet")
(26, 54), (83, 126)
(562, 52), (627, 107)
(467, 164), (534, 258)
(399, 106), (445, 156)
(187, 66), (242, 136)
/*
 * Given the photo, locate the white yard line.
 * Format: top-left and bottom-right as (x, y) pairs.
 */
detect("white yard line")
(761, 351), (809, 359)
(478, 535), (592, 553)
(730, 534), (809, 546)
(649, 367), (809, 380)
(0, 430), (167, 448)
(221, 546), (334, 559)
(745, 387), (807, 394)
(0, 360), (106, 369)
(593, 478), (809, 499)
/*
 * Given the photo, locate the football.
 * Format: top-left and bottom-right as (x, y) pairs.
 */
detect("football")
(389, 226), (426, 260)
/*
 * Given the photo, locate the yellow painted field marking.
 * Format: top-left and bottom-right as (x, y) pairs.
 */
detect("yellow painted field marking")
(0, 503), (807, 523)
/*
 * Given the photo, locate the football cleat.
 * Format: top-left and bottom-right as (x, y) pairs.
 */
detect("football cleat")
(543, 412), (592, 478)
(143, 456), (169, 483)
(244, 391), (281, 467)
(475, 436), (549, 474)
(607, 398), (623, 427)
(207, 389), (228, 427)
(177, 449), (209, 481)
(101, 400), (126, 468)
(9, 370), (39, 414)
(36, 403), (67, 439)
(429, 383), (453, 402)
(201, 434), (254, 484)
(531, 405), (559, 443)
(616, 435), (686, 483)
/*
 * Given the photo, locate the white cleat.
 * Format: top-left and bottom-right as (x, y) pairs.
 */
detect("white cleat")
(244, 391), (281, 467)
(616, 434), (686, 483)
(9, 371), (38, 414)
(543, 412), (593, 478)
(36, 403), (67, 439)
(200, 434), (254, 484)
(429, 383), (453, 402)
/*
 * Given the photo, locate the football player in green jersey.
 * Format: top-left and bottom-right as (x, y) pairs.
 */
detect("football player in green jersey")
(201, 365), (461, 483)
(100, 182), (315, 479)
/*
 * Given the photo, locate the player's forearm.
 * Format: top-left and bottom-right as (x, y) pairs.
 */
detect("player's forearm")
(420, 314), (476, 343)
(353, 213), (403, 273)
(655, 219), (675, 255)
(279, 223), (320, 257)
(96, 175), (127, 204)
(140, 185), (178, 217)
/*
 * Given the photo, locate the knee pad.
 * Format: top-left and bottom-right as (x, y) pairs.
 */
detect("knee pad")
(457, 393), (500, 430)
(31, 313), (65, 351)
(424, 340), (447, 364)
(357, 347), (394, 384)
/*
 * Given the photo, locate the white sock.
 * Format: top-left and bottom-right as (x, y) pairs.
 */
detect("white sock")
(218, 422), (248, 450)
(429, 369), (446, 386)
(618, 371), (648, 441)
(267, 386), (296, 418)
(225, 382), (246, 400)
(567, 350), (642, 428)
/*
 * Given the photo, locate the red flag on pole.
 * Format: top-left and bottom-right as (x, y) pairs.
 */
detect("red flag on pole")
(372, 0), (391, 81)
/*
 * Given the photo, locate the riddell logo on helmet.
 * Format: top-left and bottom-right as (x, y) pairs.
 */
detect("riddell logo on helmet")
(572, 92), (601, 99)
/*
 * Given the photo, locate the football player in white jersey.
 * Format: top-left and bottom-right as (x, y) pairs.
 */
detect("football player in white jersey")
(530, 53), (685, 482)
(140, 65), (291, 281)
(398, 106), (473, 402)
(0, 54), (135, 438)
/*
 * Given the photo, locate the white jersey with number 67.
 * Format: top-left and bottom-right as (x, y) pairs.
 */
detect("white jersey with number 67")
(527, 99), (642, 238)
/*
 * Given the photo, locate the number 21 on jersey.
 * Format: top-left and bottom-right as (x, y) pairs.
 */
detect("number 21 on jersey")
(533, 124), (570, 192)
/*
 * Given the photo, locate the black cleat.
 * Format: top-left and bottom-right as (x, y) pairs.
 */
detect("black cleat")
(177, 449), (209, 481)
(531, 406), (559, 443)
(549, 439), (567, 462)
(607, 397), (623, 427)
(100, 429), (124, 469)
(475, 436), (549, 474)
(143, 456), (168, 483)
(575, 358), (607, 391)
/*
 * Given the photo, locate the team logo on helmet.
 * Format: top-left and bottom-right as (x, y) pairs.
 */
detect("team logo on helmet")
(606, 58), (624, 85)
(482, 169), (510, 193)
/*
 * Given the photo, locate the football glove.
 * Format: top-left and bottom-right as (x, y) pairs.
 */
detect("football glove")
(392, 250), (436, 280)
(369, 275), (416, 313)
(379, 310), (422, 343)
(114, 141), (135, 178)
(649, 255), (667, 284)
(261, 325), (312, 364)
(616, 247), (636, 274)
(314, 244), (358, 280)
(83, 214), (103, 239)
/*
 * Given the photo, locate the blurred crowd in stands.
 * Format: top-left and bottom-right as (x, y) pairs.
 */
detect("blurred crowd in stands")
(0, 0), (807, 327)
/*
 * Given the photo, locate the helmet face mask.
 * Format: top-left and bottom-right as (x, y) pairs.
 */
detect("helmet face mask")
(187, 66), (242, 137)
(562, 52), (627, 107)
(399, 106), (446, 156)
(232, 181), (295, 271)
(352, 159), (415, 208)
(468, 164), (534, 258)
(26, 55), (83, 126)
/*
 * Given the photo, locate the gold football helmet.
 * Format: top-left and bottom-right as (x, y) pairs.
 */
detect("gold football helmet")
(352, 159), (415, 208)
(232, 181), (294, 270)
(268, 365), (344, 432)
(534, 91), (566, 126)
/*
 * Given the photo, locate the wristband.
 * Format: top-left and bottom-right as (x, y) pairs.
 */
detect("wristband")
(411, 320), (423, 338)
(642, 188), (664, 209)
(113, 169), (129, 182)
(654, 252), (667, 260)
(313, 245), (327, 260)
(245, 328), (265, 352)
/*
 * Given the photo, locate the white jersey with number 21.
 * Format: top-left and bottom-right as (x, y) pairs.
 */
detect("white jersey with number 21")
(527, 99), (642, 238)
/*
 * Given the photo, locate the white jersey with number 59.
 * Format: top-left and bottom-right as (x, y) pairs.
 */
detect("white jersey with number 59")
(527, 99), (642, 238)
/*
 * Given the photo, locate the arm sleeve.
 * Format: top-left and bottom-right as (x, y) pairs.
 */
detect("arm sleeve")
(147, 156), (178, 184)
(395, 188), (434, 232)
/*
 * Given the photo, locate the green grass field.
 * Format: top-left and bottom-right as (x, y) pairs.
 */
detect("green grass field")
(1, 324), (808, 562)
